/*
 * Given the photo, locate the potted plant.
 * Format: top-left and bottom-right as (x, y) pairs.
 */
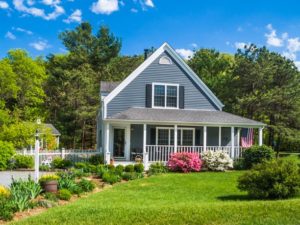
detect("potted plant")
(39, 174), (59, 193)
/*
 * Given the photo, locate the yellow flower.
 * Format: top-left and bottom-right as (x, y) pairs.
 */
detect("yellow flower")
(0, 185), (10, 197)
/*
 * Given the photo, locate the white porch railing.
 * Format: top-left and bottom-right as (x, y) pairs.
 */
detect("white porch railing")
(146, 145), (243, 162)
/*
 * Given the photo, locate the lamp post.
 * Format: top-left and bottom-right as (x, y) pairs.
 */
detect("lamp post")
(34, 128), (40, 183)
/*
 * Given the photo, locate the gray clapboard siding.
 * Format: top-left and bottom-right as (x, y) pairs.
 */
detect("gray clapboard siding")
(107, 51), (218, 117)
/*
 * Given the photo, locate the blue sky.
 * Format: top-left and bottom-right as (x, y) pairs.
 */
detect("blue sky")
(1, 0), (300, 67)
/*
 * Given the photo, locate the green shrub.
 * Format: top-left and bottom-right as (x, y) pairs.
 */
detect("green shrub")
(51, 158), (72, 169)
(122, 172), (143, 181)
(148, 162), (168, 175)
(96, 165), (108, 178)
(89, 155), (103, 165)
(70, 168), (90, 179)
(69, 185), (83, 195)
(238, 159), (300, 199)
(78, 179), (95, 192)
(74, 162), (86, 169)
(107, 164), (115, 172)
(44, 192), (58, 202)
(0, 196), (14, 221)
(243, 145), (275, 169)
(14, 155), (34, 169)
(233, 158), (246, 170)
(10, 176), (41, 211)
(115, 165), (124, 175)
(124, 164), (134, 172)
(57, 175), (77, 191)
(57, 189), (72, 201)
(39, 165), (51, 171)
(0, 141), (15, 171)
(134, 163), (144, 173)
(102, 172), (121, 184)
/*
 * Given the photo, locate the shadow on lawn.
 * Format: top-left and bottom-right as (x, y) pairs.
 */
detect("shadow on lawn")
(217, 194), (254, 201)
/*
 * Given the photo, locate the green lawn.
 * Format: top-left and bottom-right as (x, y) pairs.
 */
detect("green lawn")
(12, 171), (300, 225)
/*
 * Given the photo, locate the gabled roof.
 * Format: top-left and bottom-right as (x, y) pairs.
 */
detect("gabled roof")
(106, 108), (265, 127)
(44, 123), (61, 136)
(103, 42), (224, 110)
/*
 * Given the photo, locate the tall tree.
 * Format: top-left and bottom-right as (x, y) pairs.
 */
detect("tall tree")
(232, 45), (300, 150)
(46, 22), (122, 149)
(188, 49), (234, 109)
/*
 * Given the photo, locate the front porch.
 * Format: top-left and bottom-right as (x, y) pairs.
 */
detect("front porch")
(103, 122), (264, 165)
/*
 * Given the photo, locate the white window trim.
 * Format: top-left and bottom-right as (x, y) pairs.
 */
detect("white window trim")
(152, 82), (179, 109)
(155, 127), (195, 146)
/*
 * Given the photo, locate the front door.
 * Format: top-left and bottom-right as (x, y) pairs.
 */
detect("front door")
(113, 128), (125, 158)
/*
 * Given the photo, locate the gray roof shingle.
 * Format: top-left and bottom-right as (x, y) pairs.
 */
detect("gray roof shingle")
(107, 108), (265, 127)
(44, 123), (61, 135)
(100, 81), (121, 93)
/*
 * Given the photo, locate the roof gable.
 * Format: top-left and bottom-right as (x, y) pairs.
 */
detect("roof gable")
(103, 42), (224, 111)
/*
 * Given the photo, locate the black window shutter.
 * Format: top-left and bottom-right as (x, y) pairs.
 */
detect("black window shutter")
(179, 86), (184, 109)
(145, 84), (152, 108)
(195, 129), (201, 146)
(150, 128), (156, 145)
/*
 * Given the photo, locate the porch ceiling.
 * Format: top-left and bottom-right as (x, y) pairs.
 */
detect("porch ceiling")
(106, 107), (265, 127)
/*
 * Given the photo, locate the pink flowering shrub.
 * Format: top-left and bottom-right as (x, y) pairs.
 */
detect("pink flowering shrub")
(167, 152), (202, 173)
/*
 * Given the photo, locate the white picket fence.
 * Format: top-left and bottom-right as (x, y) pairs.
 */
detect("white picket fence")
(17, 149), (101, 165)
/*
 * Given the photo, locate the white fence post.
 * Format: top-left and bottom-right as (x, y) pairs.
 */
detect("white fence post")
(61, 148), (65, 159)
(143, 152), (149, 171)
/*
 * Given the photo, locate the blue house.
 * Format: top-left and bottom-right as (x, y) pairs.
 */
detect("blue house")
(97, 43), (265, 166)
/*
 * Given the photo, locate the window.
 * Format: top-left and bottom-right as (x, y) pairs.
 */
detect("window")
(152, 83), (179, 108)
(159, 56), (172, 65)
(156, 127), (194, 146)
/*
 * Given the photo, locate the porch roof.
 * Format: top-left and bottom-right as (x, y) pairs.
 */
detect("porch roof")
(106, 107), (266, 127)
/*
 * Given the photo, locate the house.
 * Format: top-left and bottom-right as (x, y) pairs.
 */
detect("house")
(97, 42), (265, 167)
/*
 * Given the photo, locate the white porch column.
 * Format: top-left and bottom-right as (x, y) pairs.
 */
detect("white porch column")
(237, 128), (241, 148)
(143, 124), (149, 170)
(259, 127), (263, 146)
(203, 126), (207, 151)
(218, 126), (222, 148)
(174, 125), (178, 153)
(231, 126), (235, 158)
(105, 122), (110, 164)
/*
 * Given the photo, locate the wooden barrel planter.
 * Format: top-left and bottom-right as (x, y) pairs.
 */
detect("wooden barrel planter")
(42, 180), (58, 193)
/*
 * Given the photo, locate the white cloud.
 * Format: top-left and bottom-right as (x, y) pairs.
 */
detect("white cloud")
(130, 8), (138, 13)
(0, 1), (9, 9)
(144, 0), (154, 7)
(29, 40), (50, 51)
(282, 51), (296, 61)
(26, 0), (34, 6)
(175, 48), (194, 60)
(190, 43), (198, 48)
(5, 31), (16, 40)
(91, 0), (119, 15)
(265, 23), (284, 47)
(287, 37), (300, 53)
(13, 0), (64, 20)
(63, 9), (82, 23)
(234, 42), (249, 49)
(294, 61), (300, 70)
(225, 41), (230, 46)
(13, 27), (33, 35)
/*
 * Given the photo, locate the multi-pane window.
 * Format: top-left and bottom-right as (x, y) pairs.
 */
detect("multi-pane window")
(167, 86), (177, 107)
(154, 85), (165, 107)
(153, 83), (178, 108)
(157, 128), (194, 146)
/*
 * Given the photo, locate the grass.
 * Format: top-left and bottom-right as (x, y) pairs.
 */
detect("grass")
(12, 171), (300, 225)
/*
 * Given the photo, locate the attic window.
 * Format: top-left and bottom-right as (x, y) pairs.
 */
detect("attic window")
(159, 56), (172, 65)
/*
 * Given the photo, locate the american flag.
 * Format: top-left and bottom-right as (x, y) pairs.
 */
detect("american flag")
(241, 128), (254, 148)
